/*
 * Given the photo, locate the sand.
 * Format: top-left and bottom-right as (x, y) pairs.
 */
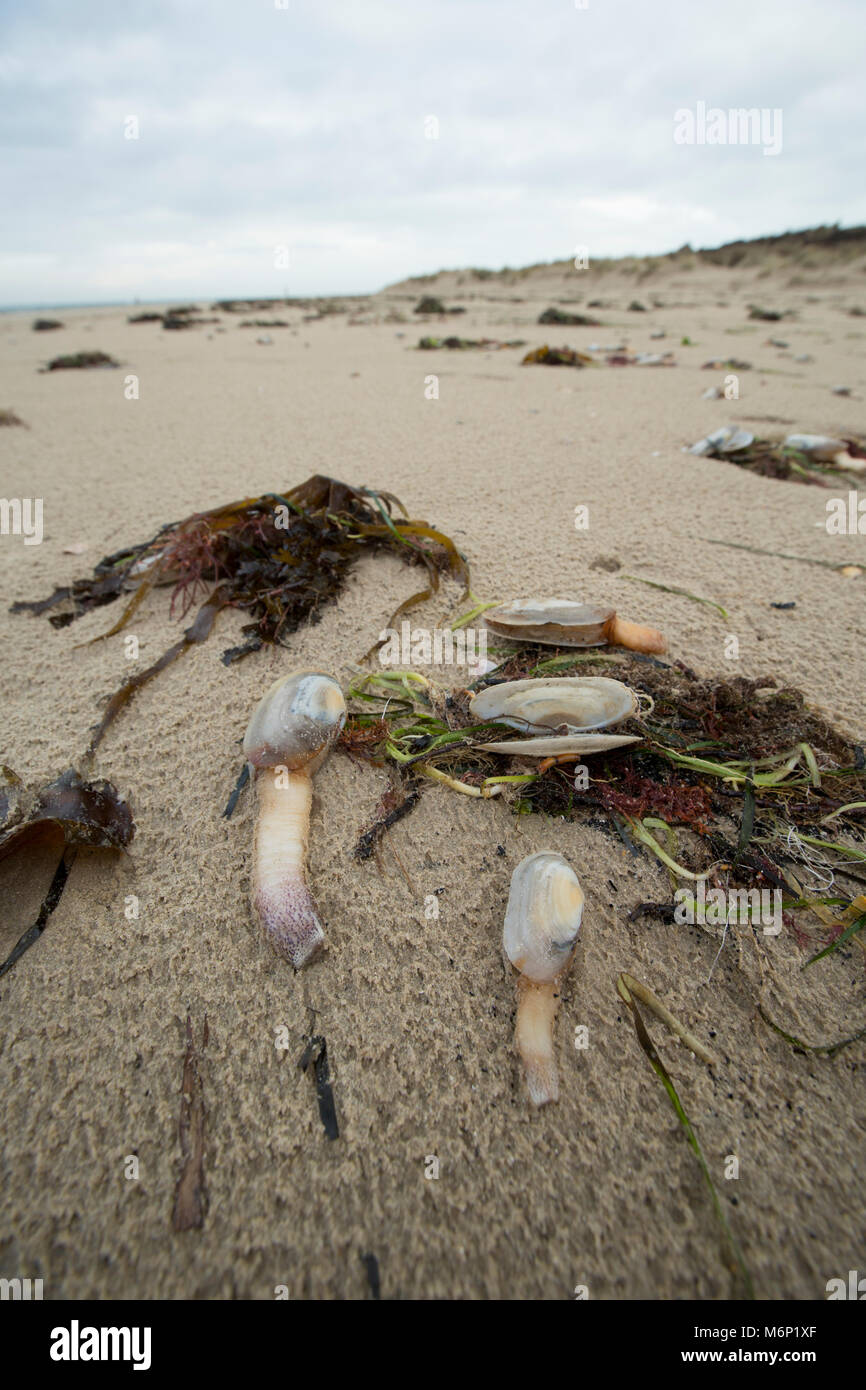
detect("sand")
(1, 251), (864, 1300)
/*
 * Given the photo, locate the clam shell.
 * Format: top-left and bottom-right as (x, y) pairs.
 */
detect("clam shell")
(783, 433), (847, 461)
(470, 676), (638, 732)
(503, 851), (584, 983)
(484, 598), (613, 648)
(688, 425), (754, 456)
(480, 733), (640, 757)
(243, 670), (346, 772)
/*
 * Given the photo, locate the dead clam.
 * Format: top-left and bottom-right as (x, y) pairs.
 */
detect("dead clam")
(502, 851), (585, 1106)
(470, 675), (646, 764)
(483, 598), (666, 656)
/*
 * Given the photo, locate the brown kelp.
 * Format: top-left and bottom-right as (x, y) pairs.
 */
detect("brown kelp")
(41, 351), (119, 371)
(12, 475), (468, 754)
(418, 336), (526, 350)
(339, 649), (866, 963)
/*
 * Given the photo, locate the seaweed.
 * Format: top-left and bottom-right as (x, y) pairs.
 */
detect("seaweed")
(0, 408), (26, 427)
(32, 318), (63, 331)
(298, 1035), (339, 1140)
(616, 972), (754, 1298)
(12, 475), (469, 753)
(41, 351), (119, 371)
(414, 296), (447, 314)
(340, 651), (866, 963)
(172, 1014), (209, 1232)
(522, 345), (595, 367)
(418, 336), (526, 350)
(0, 767), (134, 978)
(538, 307), (600, 326)
(692, 434), (866, 488)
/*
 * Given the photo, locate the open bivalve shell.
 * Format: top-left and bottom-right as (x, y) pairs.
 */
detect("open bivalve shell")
(470, 676), (639, 733)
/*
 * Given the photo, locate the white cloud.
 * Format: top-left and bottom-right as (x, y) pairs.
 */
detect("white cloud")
(0, 0), (862, 302)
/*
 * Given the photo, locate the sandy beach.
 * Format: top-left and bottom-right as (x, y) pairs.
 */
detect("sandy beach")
(1, 244), (864, 1301)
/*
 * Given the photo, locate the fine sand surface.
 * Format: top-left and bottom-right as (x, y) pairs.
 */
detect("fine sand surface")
(1, 251), (864, 1300)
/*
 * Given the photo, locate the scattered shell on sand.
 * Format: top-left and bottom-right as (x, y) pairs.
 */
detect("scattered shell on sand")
(503, 851), (585, 1106)
(483, 598), (666, 655)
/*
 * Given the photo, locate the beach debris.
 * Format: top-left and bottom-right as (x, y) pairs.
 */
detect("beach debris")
(702, 357), (751, 371)
(616, 972), (753, 1298)
(13, 475), (468, 750)
(341, 656), (866, 970)
(687, 425), (755, 456)
(650, 330), (667, 340)
(748, 304), (787, 321)
(477, 732), (640, 758)
(163, 313), (220, 330)
(483, 598), (667, 654)
(0, 408), (26, 427)
(360, 1253), (381, 1299)
(243, 670), (346, 968)
(298, 1035), (339, 1139)
(522, 345), (595, 367)
(353, 781), (421, 861)
(767, 337), (789, 348)
(128, 311), (164, 324)
(606, 351), (675, 366)
(701, 386), (723, 400)
(503, 851), (584, 1105)
(172, 1014), (209, 1232)
(832, 386), (852, 397)
(255, 335), (273, 346)
(794, 353), (814, 364)
(32, 318), (63, 331)
(685, 428), (866, 483)
(418, 336), (526, 350)
(414, 296), (447, 314)
(41, 351), (119, 371)
(538, 307), (600, 326)
(239, 319), (290, 328)
(628, 301), (647, 312)
(471, 676), (642, 761)
(784, 433), (850, 462)
(623, 574), (728, 617)
(470, 676), (639, 732)
(0, 767), (134, 979)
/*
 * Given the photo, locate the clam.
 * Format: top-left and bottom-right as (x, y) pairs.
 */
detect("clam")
(687, 425), (754, 456)
(484, 599), (666, 655)
(244, 669), (346, 968)
(470, 676), (637, 732)
(503, 852), (584, 1106)
(471, 676), (642, 761)
(783, 434), (866, 471)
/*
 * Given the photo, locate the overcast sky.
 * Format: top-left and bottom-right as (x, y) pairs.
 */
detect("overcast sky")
(1, 0), (864, 304)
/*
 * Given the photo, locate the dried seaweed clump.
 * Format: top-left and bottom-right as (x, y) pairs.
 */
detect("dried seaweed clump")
(12, 474), (468, 753)
(42, 352), (119, 371)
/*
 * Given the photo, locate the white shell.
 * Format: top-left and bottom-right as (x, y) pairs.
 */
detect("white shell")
(243, 670), (346, 772)
(503, 852), (584, 983)
(783, 434), (847, 460)
(481, 733), (640, 756)
(484, 598), (612, 648)
(470, 676), (638, 732)
(687, 425), (754, 456)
